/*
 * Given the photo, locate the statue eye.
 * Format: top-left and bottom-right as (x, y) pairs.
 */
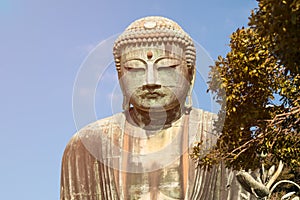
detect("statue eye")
(158, 64), (179, 68)
(156, 58), (181, 70)
(124, 60), (146, 72)
(124, 66), (145, 72)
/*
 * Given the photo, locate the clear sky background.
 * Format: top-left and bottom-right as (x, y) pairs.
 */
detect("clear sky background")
(0, 1), (257, 199)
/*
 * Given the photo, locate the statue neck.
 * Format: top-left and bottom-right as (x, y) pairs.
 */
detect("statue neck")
(128, 105), (184, 131)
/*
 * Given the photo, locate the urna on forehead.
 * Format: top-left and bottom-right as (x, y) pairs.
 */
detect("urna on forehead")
(113, 16), (196, 72)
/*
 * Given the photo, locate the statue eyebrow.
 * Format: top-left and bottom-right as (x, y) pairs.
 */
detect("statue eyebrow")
(123, 58), (147, 64)
(154, 56), (182, 64)
(123, 56), (182, 67)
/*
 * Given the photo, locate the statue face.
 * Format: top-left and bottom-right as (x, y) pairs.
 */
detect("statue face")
(119, 44), (192, 111)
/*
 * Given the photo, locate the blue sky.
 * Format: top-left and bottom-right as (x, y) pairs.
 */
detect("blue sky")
(0, 1), (257, 199)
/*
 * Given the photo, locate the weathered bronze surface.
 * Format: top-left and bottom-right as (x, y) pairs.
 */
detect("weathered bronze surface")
(61, 16), (247, 200)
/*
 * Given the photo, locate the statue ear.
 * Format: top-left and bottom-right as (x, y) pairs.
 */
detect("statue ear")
(122, 95), (130, 111)
(185, 81), (193, 110)
(118, 76), (129, 111)
(185, 65), (196, 110)
(191, 66), (196, 82)
(185, 94), (192, 110)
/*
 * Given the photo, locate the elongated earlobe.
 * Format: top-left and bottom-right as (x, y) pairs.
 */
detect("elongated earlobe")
(185, 94), (192, 110)
(185, 65), (195, 110)
(122, 95), (130, 110)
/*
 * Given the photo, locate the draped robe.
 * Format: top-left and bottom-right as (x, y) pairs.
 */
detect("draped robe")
(60, 108), (247, 200)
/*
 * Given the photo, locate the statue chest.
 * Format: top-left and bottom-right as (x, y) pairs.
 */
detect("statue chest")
(125, 158), (183, 200)
(119, 128), (185, 199)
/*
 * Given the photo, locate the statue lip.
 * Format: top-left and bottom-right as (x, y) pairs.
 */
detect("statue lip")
(141, 91), (165, 99)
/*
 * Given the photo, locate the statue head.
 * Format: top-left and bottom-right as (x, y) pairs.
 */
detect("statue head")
(113, 16), (196, 114)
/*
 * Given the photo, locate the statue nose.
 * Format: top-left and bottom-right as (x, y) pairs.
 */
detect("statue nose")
(146, 63), (157, 85)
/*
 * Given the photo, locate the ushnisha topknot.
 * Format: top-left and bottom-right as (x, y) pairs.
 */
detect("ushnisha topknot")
(113, 16), (196, 72)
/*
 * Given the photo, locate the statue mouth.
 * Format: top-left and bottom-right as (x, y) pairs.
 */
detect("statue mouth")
(140, 91), (166, 99)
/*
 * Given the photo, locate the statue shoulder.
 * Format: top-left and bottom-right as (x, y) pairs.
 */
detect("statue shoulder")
(63, 113), (125, 161)
(189, 107), (219, 146)
(80, 112), (125, 130)
(190, 108), (218, 133)
(64, 112), (125, 148)
(73, 112), (125, 136)
(190, 107), (218, 121)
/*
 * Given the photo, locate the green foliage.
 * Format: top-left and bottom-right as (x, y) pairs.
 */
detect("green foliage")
(192, 0), (300, 171)
(249, 0), (300, 75)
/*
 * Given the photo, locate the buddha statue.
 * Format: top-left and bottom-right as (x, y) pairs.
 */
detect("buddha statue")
(61, 16), (246, 200)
